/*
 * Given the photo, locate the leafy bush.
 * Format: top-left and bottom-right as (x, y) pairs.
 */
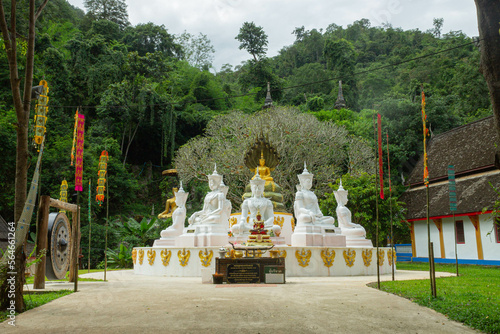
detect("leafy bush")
(106, 243), (133, 269)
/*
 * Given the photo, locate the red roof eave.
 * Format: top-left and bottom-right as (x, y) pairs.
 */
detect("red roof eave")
(407, 210), (493, 222)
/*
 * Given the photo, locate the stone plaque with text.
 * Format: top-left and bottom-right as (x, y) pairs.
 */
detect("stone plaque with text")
(226, 263), (260, 283)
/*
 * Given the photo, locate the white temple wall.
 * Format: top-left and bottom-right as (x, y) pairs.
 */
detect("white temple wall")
(413, 214), (500, 262)
(481, 217), (500, 261)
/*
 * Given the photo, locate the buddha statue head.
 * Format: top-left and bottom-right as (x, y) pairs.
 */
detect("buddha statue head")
(250, 168), (266, 197)
(334, 179), (348, 206)
(208, 164), (222, 190)
(174, 182), (188, 207)
(259, 151), (266, 167)
(297, 162), (314, 190)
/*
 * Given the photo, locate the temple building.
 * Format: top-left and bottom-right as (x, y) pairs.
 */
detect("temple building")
(400, 116), (500, 265)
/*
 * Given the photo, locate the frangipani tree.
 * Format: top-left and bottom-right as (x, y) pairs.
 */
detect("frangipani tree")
(175, 107), (374, 211)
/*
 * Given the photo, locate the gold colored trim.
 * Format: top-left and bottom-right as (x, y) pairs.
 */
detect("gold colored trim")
(343, 249), (356, 267)
(291, 218), (295, 232)
(273, 216), (284, 228)
(277, 249), (287, 258)
(469, 215), (484, 260)
(378, 249), (385, 266)
(321, 248), (336, 268)
(161, 249), (172, 266)
(433, 218), (445, 258)
(362, 249), (372, 267)
(178, 248), (191, 267)
(132, 249), (137, 265)
(138, 249), (144, 265)
(387, 249), (396, 266)
(199, 249), (213, 267)
(229, 217), (237, 228)
(147, 249), (156, 265)
(295, 249), (312, 267)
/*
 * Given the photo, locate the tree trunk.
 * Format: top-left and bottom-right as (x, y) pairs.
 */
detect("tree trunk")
(475, 0), (500, 164)
(0, 0), (49, 312)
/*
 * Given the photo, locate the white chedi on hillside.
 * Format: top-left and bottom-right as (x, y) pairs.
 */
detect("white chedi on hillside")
(291, 163), (346, 247)
(334, 180), (373, 247)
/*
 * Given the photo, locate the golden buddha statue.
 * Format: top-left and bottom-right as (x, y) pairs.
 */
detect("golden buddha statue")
(158, 187), (178, 219)
(242, 134), (286, 212)
(251, 152), (273, 181)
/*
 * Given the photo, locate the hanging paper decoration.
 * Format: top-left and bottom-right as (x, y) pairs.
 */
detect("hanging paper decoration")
(71, 109), (79, 166)
(59, 180), (68, 213)
(96, 151), (109, 206)
(75, 113), (85, 192)
(421, 89), (429, 186)
(33, 80), (49, 151)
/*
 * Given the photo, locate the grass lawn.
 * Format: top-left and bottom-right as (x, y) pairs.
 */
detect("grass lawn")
(25, 268), (123, 284)
(0, 290), (73, 323)
(373, 262), (500, 333)
(2, 268), (124, 323)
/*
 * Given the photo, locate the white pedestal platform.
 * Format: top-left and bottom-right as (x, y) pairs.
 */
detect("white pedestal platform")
(174, 225), (228, 247)
(133, 246), (395, 277)
(291, 225), (346, 247)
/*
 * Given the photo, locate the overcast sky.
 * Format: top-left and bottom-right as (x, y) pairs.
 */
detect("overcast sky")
(67, 0), (479, 72)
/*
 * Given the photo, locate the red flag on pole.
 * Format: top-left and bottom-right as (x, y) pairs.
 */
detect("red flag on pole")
(421, 89), (429, 186)
(75, 113), (85, 191)
(386, 133), (392, 193)
(377, 113), (384, 199)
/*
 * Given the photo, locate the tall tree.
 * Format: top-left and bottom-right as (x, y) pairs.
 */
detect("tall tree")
(123, 23), (181, 58)
(474, 0), (500, 163)
(235, 21), (268, 62)
(0, 0), (50, 311)
(84, 0), (129, 29)
(176, 31), (215, 70)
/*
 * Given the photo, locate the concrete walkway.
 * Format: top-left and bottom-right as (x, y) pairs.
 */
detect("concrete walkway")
(1, 270), (478, 333)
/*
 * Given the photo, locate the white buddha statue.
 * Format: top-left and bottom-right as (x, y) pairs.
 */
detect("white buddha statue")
(153, 183), (188, 246)
(294, 163), (335, 226)
(219, 179), (232, 229)
(159, 183), (188, 238)
(231, 170), (281, 237)
(335, 180), (371, 245)
(188, 165), (226, 226)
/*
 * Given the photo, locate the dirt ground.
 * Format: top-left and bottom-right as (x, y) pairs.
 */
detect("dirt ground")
(1, 270), (478, 333)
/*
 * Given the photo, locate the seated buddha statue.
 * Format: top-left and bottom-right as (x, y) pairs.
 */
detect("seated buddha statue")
(188, 166), (227, 226)
(334, 180), (367, 239)
(231, 171), (281, 237)
(158, 187), (178, 219)
(243, 136), (286, 212)
(251, 152), (273, 181)
(294, 163), (335, 226)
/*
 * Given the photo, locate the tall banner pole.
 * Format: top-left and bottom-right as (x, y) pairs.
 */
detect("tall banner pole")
(373, 114), (380, 289)
(104, 178), (109, 281)
(386, 133), (394, 281)
(421, 87), (434, 297)
(74, 112), (85, 292)
(97, 151), (109, 281)
(447, 165), (459, 276)
(88, 179), (91, 273)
